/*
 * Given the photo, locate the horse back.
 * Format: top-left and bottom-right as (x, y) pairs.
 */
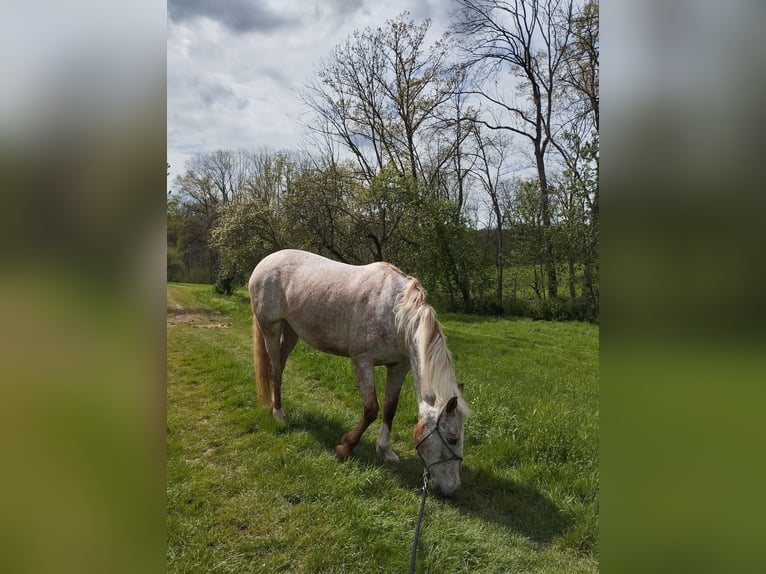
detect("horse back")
(248, 250), (411, 362)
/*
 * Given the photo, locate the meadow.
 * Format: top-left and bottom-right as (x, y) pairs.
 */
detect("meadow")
(167, 283), (598, 573)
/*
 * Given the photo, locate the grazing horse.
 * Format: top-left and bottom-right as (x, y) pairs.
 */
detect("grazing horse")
(248, 249), (470, 496)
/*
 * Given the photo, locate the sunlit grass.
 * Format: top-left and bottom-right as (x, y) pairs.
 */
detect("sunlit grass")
(167, 283), (598, 573)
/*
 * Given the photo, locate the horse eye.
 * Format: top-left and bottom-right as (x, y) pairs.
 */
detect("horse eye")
(447, 438), (458, 446)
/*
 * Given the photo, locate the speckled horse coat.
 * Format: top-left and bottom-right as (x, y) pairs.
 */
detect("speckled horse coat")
(248, 249), (470, 495)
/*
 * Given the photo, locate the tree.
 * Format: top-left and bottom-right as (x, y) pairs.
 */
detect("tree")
(301, 13), (464, 269)
(167, 188), (216, 282)
(560, 0), (599, 133)
(556, 0), (599, 304)
(183, 149), (245, 206)
(209, 198), (287, 288)
(452, 0), (576, 299)
(170, 150), (247, 282)
(170, 149), (303, 291)
(469, 126), (514, 307)
(558, 131), (598, 303)
(351, 164), (418, 262)
(239, 148), (300, 205)
(286, 159), (363, 264)
(302, 13), (454, 189)
(506, 178), (547, 299)
(208, 149), (305, 291)
(287, 159), (416, 264)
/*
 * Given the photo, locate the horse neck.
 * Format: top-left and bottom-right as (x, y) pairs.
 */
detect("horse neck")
(395, 280), (457, 411)
(406, 308), (455, 412)
(403, 303), (471, 420)
(409, 359), (431, 413)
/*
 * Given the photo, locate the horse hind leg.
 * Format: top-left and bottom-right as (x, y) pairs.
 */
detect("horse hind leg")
(280, 322), (298, 366)
(261, 321), (289, 422)
(273, 322), (298, 421)
(335, 357), (378, 462)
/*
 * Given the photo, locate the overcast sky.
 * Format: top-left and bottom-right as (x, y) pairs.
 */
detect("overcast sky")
(167, 0), (457, 184)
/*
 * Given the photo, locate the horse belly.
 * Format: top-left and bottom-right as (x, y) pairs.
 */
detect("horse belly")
(287, 312), (402, 364)
(296, 329), (350, 357)
(285, 312), (352, 357)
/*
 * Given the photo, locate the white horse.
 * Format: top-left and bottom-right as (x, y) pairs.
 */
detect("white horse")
(248, 249), (470, 496)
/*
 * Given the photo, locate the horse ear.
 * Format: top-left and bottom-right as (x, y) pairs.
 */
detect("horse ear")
(445, 395), (458, 414)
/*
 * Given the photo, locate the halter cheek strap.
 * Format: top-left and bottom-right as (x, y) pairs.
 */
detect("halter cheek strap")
(414, 410), (463, 473)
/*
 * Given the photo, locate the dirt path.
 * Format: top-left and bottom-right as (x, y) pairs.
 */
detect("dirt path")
(167, 286), (232, 329)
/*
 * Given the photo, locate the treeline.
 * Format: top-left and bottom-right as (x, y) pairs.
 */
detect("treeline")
(168, 1), (598, 321)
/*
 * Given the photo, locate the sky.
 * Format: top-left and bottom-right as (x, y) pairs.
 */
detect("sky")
(167, 0), (458, 185)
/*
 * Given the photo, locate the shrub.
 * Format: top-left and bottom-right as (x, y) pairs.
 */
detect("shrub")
(528, 297), (599, 323)
(213, 274), (235, 295)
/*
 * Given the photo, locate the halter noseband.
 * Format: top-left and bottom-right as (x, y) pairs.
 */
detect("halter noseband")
(414, 409), (463, 473)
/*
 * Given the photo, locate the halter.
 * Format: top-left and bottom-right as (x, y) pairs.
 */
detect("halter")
(414, 408), (463, 473)
(409, 407), (463, 574)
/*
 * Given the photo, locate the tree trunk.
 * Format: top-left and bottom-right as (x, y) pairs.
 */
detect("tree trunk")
(492, 200), (504, 309)
(536, 149), (558, 300)
(435, 223), (471, 309)
(568, 255), (577, 300)
(368, 234), (384, 262)
(583, 258), (595, 304)
(497, 260), (504, 308)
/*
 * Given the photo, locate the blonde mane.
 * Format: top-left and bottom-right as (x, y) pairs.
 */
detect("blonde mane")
(394, 280), (470, 416)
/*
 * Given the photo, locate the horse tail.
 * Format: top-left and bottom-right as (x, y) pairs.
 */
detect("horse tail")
(252, 314), (272, 407)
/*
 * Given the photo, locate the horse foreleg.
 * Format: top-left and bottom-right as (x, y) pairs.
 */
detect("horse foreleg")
(335, 358), (378, 462)
(376, 361), (408, 464)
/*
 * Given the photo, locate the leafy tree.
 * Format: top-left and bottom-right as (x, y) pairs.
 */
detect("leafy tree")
(558, 131), (598, 304)
(302, 13), (491, 306)
(208, 150), (303, 292)
(166, 189), (216, 282)
(556, 0), (599, 305)
(468, 127), (515, 306)
(209, 198), (288, 290)
(349, 164), (418, 262)
(286, 159), (367, 264)
(506, 179), (547, 299)
(302, 13), (454, 189)
(453, 0), (578, 299)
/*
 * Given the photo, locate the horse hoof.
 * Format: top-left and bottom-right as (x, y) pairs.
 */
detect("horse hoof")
(334, 444), (351, 462)
(376, 445), (400, 464)
(272, 408), (285, 423)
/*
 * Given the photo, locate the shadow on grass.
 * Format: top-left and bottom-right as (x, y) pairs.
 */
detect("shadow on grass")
(285, 407), (571, 545)
(452, 466), (572, 545)
(284, 409), (351, 451)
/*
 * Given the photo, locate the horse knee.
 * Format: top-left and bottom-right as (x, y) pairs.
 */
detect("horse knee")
(363, 403), (379, 424)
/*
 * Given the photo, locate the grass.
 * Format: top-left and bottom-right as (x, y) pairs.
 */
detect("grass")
(167, 283), (599, 573)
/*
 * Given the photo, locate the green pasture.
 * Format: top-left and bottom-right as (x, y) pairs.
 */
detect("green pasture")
(167, 283), (599, 573)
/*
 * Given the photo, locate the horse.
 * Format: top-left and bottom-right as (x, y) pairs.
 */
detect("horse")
(248, 249), (470, 496)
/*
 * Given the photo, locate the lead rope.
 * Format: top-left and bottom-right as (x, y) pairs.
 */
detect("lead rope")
(408, 469), (429, 574)
(408, 409), (464, 573)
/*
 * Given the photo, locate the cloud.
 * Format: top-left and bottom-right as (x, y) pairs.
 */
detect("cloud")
(196, 80), (249, 111)
(167, 0), (455, 181)
(167, 0), (298, 34)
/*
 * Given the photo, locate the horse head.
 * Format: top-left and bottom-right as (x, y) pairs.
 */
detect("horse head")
(414, 394), (466, 497)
